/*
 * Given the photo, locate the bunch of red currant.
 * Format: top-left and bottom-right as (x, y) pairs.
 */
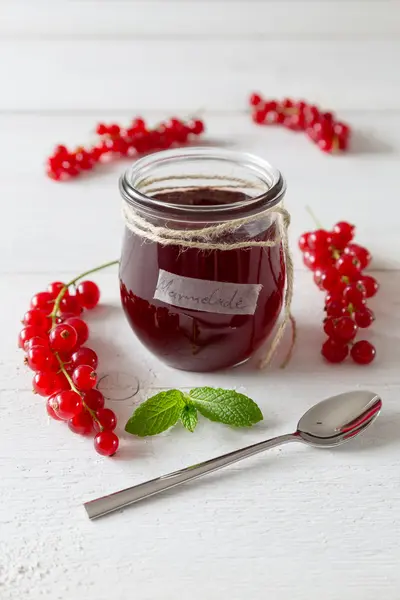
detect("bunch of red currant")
(249, 94), (350, 153)
(18, 266), (119, 456)
(299, 221), (378, 364)
(46, 116), (205, 181)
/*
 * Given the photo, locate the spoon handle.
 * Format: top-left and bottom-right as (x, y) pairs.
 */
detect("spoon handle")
(84, 433), (296, 519)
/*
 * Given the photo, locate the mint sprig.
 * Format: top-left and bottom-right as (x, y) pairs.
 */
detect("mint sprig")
(125, 387), (263, 437)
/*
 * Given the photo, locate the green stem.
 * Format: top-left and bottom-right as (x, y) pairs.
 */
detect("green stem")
(56, 353), (100, 426)
(51, 259), (119, 326)
(305, 205), (323, 230)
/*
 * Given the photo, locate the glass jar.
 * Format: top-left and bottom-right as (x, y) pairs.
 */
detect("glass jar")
(119, 147), (287, 372)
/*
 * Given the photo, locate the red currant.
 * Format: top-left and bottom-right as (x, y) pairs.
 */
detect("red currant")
(31, 291), (54, 311)
(307, 229), (331, 251)
(342, 282), (366, 308)
(68, 409), (93, 435)
(335, 255), (362, 281)
(358, 275), (379, 298)
(26, 346), (57, 372)
(59, 295), (83, 316)
(23, 309), (51, 331)
(49, 324), (78, 353)
(354, 307), (375, 328)
(71, 347), (98, 369)
(188, 119), (204, 135)
(47, 281), (66, 299)
(94, 431), (119, 456)
(298, 232), (311, 252)
(321, 338), (349, 363)
(64, 317), (89, 346)
(18, 326), (46, 349)
(325, 299), (346, 318)
(72, 365), (97, 390)
(250, 93), (262, 106)
(50, 391), (83, 420)
(323, 317), (336, 338)
(332, 316), (358, 343)
(46, 395), (62, 420)
(351, 340), (376, 365)
(333, 221), (355, 245)
(53, 372), (71, 393)
(76, 281), (100, 309)
(24, 335), (49, 351)
(33, 371), (57, 396)
(344, 243), (371, 270)
(314, 267), (340, 292)
(93, 408), (117, 432)
(252, 109), (267, 124)
(82, 388), (104, 411)
(303, 250), (333, 271)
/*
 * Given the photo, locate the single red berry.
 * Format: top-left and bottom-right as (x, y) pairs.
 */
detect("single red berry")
(108, 124), (120, 136)
(31, 291), (54, 311)
(308, 229), (332, 251)
(94, 431), (119, 456)
(344, 243), (371, 270)
(250, 93), (262, 106)
(49, 324), (78, 353)
(323, 317), (336, 338)
(314, 267), (340, 292)
(321, 338), (349, 363)
(64, 317), (89, 346)
(325, 299), (346, 318)
(354, 307), (375, 328)
(132, 117), (146, 131)
(76, 280), (100, 309)
(26, 346), (57, 372)
(252, 109), (267, 124)
(96, 123), (108, 135)
(93, 408), (117, 432)
(318, 137), (334, 153)
(59, 295), (83, 316)
(68, 409), (93, 435)
(188, 119), (204, 135)
(47, 282), (67, 300)
(24, 335), (49, 351)
(72, 364), (97, 391)
(330, 232), (349, 251)
(82, 388), (104, 411)
(351, 340), (376, 365)
(46, 394), (62, 420)
(281, 98), (293, 109)
(333, 221), (355, 245)
(334, 123), (350, 138)
(71, 347), (98, 369)
(331, 316), (358, 343)
(335, 254), (362, 280)
(298, 232), (311, 252)
(50, 390), (83, 420)
(23, 309), (51, 331)
(358, 275), (379, 298)
(343, 282), (366, 308)
(18, 326), (46, 349)
(54, 144), (68, 156)
(303, 250), (333, 271)
(33, 371), (57, 396)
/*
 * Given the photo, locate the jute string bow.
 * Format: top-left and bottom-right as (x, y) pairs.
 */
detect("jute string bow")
(122, 176), (294, 368)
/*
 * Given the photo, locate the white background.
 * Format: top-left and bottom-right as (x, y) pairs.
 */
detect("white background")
(2, 2), (400, 599)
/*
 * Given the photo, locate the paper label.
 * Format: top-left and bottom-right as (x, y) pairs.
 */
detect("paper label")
(154, 269), (262, 315)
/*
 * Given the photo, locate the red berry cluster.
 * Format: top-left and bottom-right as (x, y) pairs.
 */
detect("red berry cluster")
(18, 274), (119, 456)
(46, 116), (205, 181)
(249, 94), (350, 153)
(299, 221), (378, 364)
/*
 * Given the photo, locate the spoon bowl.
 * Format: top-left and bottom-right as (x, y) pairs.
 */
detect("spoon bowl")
(297, 390), (382, 447)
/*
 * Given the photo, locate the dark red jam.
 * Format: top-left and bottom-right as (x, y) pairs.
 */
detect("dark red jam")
(120, 188), (285, 372)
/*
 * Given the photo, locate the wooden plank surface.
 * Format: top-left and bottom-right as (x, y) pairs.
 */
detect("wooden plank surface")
(2, 1), (400, 598)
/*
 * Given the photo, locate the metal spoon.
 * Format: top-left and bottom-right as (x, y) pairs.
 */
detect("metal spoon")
(84, 390), (381, 519)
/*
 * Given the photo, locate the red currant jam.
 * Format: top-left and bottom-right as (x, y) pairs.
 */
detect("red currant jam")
(120, 187), (285, 372)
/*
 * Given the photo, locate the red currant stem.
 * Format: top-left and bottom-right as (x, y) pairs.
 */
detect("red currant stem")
(50, 259), (119, 326)
(305, 205), (323, 229)
(280, 313), (297, 369)
(55, 353), (102, 428)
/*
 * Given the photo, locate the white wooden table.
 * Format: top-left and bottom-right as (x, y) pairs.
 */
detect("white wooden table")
(2, 2), (400, 598)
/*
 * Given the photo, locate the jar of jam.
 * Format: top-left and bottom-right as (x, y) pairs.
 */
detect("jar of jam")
(119, 148), (287, 372)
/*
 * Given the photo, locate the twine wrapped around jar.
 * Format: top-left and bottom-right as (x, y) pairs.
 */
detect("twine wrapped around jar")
(122, 175), (294, 369)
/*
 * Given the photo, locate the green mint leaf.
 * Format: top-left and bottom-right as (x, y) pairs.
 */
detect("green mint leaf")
(189, 387), (263, 427)
(180, 404), (198, 432)
(125, 390), (186, 437)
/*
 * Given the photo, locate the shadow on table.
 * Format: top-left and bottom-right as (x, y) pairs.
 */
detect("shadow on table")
(349, 129), (394, 155)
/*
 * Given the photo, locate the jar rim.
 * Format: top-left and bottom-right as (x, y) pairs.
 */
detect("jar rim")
(119, 147), (286, 218)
